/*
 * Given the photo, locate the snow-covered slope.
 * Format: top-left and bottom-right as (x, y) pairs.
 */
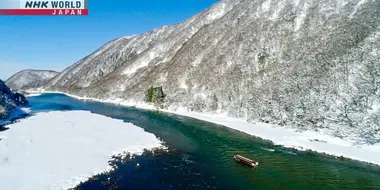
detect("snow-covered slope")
(0, 80), (28, 119)
(6, 69), (58, 90)
(26, 0), (380, 144)
(44, 0), (241, 90)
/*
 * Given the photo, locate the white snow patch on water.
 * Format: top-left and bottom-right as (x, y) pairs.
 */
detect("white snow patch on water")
(26, 93), (42, 97)
(0, 111), (163, 190)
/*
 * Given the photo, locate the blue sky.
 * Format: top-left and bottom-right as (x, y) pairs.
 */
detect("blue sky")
(0, 0), (220, 80)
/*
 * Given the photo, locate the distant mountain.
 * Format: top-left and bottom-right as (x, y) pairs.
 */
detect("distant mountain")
(0, 80), (28, 119)
(6, 70), (58, 90)
(24, 0), (380, 144)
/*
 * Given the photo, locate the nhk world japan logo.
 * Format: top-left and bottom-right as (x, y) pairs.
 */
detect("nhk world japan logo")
(0, 0), (88, 15)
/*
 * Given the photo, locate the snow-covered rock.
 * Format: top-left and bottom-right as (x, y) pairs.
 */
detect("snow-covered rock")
(0, 80), (28, 119)
(6, 69), (58, 90)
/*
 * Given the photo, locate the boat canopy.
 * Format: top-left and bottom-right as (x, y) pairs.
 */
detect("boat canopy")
(236, 155), (254, 163)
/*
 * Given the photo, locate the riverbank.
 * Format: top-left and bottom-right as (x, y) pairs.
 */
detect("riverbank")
(27, 91), (380, 166)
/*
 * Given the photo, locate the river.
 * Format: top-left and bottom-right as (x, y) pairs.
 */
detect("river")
(26, 93), (380, 190)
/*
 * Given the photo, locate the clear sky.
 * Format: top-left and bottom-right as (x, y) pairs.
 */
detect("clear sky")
(0, 0), (220, 80)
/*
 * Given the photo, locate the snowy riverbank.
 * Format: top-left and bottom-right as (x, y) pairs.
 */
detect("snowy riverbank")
(27, 91), (380, 166)
(25, 93), (42, 97)
(0, 110), (163, 190)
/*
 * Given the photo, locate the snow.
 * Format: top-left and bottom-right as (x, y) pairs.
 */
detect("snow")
(5, 70), (58, 90)
(261, 0), (272, 13)
(350, 0), (368, 17)
(294, 0), (302, 7)
(370, 101), (380, 114)
(193, 92), (208, 100)
(294, 2), (309, 31)
(192, 54), (204, 66)
(206, 2), (227, 21)
(179, 77), (189, 90)
(270, 0), (286, 20)
(122, 46), (161, 76)
(27, 91), (380, 166)
(0, 111), (163, 190)
(26, 93), (42, 97)
(165, 108), (380, 165)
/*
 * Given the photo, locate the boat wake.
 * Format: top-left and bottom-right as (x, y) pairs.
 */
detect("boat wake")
(278, 149), (298, 156)
(260, 147), (275, 152)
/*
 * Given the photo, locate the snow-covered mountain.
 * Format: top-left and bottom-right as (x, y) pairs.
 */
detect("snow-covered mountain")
(25, 0), (380, 144)
(6, 70), (58, 90)
(0, 80), (28, 119)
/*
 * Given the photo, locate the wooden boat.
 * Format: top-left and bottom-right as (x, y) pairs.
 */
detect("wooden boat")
(234, 155), (259, 167)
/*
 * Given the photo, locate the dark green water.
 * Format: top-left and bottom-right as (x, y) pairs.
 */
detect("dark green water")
(28, 94), (380, 190)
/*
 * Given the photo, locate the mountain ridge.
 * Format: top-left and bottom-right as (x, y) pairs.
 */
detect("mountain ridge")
(21, 0), (380, 144)
(6, 69), (58, 90)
